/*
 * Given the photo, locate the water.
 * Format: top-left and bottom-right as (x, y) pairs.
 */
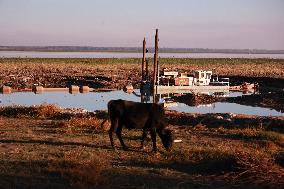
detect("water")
(0, 90), (283, 117)
(170, 102), (282, 116)
(1, 51), (284, 59)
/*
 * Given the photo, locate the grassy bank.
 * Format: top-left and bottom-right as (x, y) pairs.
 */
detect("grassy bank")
(0, 105), (283, 189)
(1, 58), (284, 78)
(0, 58), (283, 90)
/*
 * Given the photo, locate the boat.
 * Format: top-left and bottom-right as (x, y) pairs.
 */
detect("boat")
(155, 69), (230, 94)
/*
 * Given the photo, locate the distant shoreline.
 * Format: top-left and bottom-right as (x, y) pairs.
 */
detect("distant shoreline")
(1, 46), (284, 54)
(1, 51), (284, 59)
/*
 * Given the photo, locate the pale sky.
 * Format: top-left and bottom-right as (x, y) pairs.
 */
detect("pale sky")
(0, 0), (284, 49)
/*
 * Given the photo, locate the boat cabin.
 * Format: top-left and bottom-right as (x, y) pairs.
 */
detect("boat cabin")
(158, 69), (228, 88)
(173, 70), (212, 86)
(193, 70), (212, 86)
(163, 69), (179, 78)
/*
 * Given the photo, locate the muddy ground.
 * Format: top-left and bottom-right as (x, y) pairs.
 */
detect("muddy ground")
(0, 58), (284, 90)
(0, 106), (283, 189)
(171, 91), (284, 113)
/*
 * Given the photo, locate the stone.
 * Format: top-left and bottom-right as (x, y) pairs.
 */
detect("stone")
(79, 86), (90, 93)
(69, 85), (79, 94)
(1, 86), (12, 94)
(33, 86), (44, 94)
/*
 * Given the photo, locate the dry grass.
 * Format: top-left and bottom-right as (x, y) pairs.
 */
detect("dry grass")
(0, 58), (284, 90)
(0, 104), (61, 118)
(48, 151), (109, 188)
(0, 106), (283, 189)
(217, 128), (284, 142)
(1, 58), (283, 188)
(62, 117), (110, 135)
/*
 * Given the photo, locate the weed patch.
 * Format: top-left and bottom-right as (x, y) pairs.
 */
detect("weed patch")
(0, 104), (61, 118)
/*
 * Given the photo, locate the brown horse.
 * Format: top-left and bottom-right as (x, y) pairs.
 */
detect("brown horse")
(106, 99), (173, 152)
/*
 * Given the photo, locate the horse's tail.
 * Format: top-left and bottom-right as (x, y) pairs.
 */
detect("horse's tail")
(100, 100), (113, 128)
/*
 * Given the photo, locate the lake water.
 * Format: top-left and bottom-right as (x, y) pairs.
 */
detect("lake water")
(0, 90), (283, 117)
(1, 51), (284, 59)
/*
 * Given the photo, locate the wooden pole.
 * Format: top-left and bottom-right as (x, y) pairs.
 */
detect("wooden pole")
(142, 37), (146, 81)
(153, 53), (156, 84)
(153, 29), (158, 86)
(153, 29), (159, 103)
(157, 57), (160, 85)
(145, 59), (149, 81)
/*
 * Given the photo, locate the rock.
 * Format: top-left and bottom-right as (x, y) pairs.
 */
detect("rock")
(123, 84), (134, 94)
(80, 86), (90, 93)
(216, 116), (224, 120)
(1, 86), (12, 94)
(69, 85), (79, 94)
(33, 85), (44, 94)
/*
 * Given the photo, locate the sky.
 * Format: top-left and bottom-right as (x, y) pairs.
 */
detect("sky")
(0, 0), (284, 49)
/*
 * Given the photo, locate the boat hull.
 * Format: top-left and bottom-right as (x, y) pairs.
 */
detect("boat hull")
(155, 85), (230, 94)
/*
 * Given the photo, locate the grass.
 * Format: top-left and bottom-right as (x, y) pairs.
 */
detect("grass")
(217, 128), (284, 142)
(0, 104), (61, 118)
(1, 58), (283, 92)
(1, 57), (284, 93)
(0, 57), (283, 188)
(0, 106), (283, 188)
(274, 151), (284, 167)
(0, 58), (284, 78)
(259, 131), (284, 142)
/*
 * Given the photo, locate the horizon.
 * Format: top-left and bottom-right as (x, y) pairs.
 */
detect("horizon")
(0, 0), (284, 50)
(1, 45), (284, 51)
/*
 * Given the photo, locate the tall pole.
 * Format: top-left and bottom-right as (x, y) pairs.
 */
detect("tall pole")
(153, 29), (159, 103)
(153, 29), (159, 86)
(157, 57), (160, 85)
(145, 59), (149, 81)
(142, 37), (146, 81)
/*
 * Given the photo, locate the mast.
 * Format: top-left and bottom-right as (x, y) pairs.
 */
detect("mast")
(153, 29), (159, 86)
(142, 37), (146, 81)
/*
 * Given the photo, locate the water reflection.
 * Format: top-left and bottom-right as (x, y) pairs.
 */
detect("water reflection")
(0, 90), (283, 116)
(170, 102), (282, 116)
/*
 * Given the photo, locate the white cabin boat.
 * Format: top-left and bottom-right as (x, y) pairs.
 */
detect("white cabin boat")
(156, 69), (229, 94)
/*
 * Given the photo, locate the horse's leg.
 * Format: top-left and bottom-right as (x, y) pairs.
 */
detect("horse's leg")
(140, 129), (147, 150)
(116, 123), (128, 150)
(108, 117), (118, 150)
(149, 128), (157, 152)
